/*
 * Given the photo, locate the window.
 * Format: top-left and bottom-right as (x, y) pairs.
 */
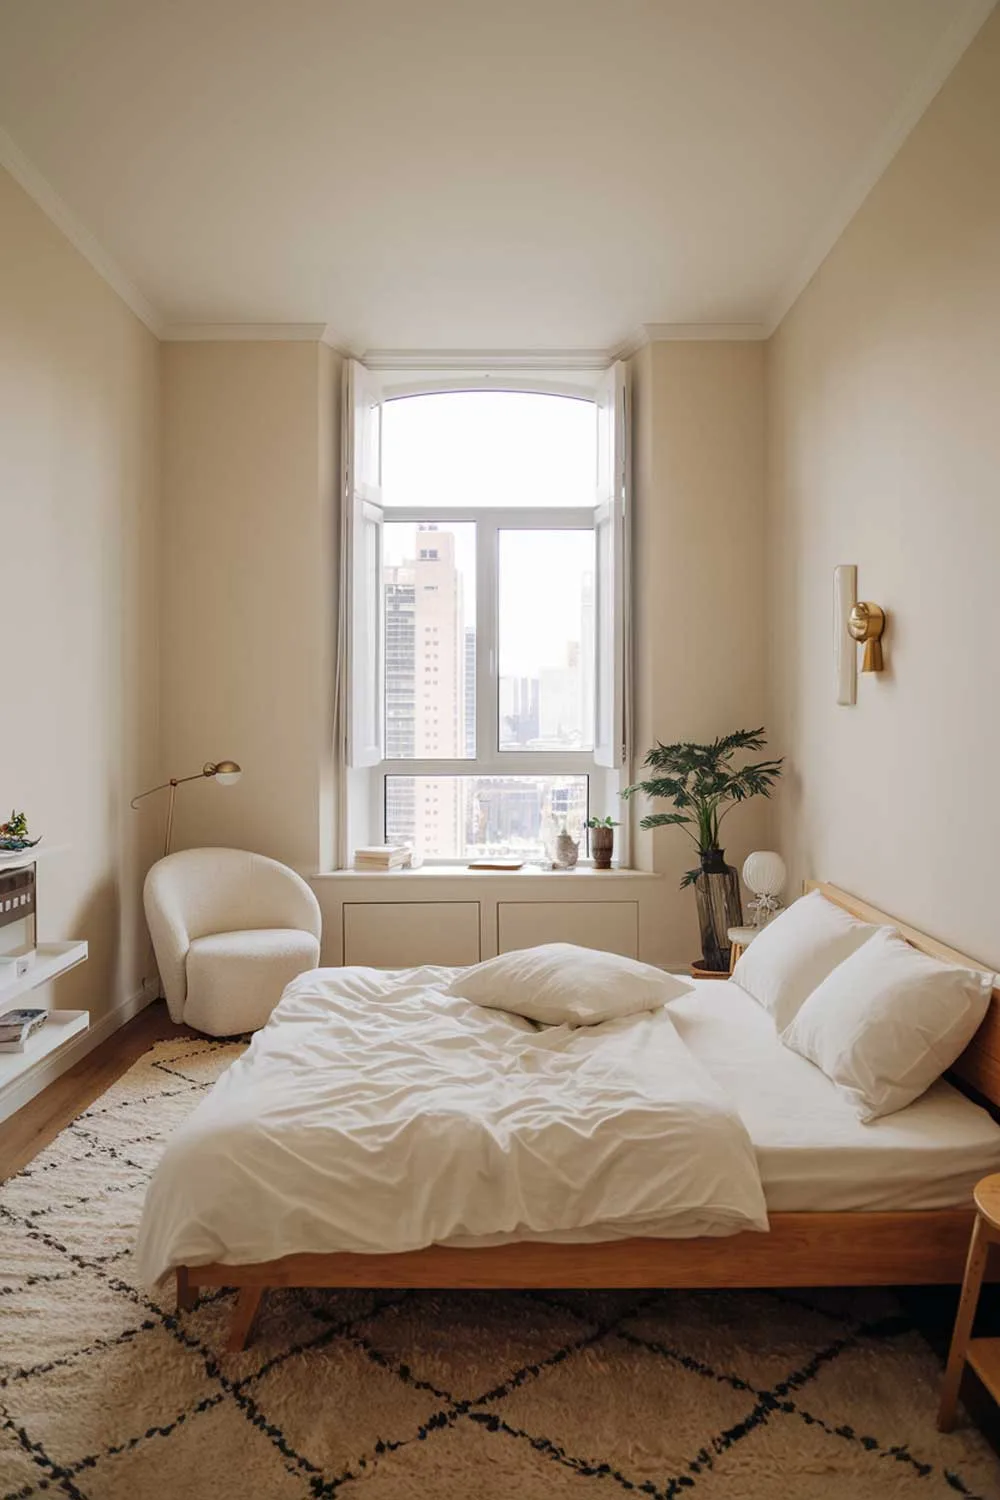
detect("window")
(343, 372), (629, 864)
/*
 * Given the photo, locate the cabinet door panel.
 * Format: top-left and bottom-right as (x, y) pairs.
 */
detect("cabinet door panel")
(497, 902), (638, 958)
(343, 902), (480, 968)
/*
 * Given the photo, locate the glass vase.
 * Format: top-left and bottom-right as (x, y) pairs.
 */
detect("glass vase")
(694, 849), (743, 973)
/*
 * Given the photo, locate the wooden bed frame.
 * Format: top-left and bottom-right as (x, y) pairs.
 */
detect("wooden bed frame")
(175, 882), (1000, 1350)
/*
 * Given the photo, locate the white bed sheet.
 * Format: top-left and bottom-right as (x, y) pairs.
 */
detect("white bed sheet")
(136, 965), (768, 1283)
(667, 979), (1000, 1212)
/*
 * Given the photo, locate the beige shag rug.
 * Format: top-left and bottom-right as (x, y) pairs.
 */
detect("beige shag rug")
(1, 1036), (999, 1500)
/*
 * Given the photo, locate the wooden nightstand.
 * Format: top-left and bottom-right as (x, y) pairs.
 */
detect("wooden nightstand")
(727, 926), (758, 974)
(938, 1174), (1000, 1430)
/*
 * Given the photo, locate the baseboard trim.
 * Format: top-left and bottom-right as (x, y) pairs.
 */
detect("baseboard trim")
(0, 984), (156, 1125)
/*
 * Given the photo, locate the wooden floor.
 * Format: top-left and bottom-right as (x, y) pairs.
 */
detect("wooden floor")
(0, 1002), (196, 1182)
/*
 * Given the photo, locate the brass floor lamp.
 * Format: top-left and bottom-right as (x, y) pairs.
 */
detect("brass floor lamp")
(131, 760), (242, 857)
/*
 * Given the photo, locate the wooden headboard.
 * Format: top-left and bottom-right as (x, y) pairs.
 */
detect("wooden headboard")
(806, 881), (1000, 1109)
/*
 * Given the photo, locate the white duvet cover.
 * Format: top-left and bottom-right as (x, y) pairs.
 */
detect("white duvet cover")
(137, 965), (768, 1283)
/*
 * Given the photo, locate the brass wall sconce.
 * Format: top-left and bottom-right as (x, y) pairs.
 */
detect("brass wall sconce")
(848, 602), (886, 673)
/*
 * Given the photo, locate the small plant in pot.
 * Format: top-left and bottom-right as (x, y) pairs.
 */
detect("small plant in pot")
(585, 815), (619, 870)
(622, 729), (782, 973)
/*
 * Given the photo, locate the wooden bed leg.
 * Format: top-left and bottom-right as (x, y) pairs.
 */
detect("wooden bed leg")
(227, 1287), (265, 1352)
(176, 1267), (197, 1312)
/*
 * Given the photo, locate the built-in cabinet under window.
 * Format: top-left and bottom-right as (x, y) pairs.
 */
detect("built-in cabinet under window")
(344, 902), (481, 967)
(340, 890), (643, 968)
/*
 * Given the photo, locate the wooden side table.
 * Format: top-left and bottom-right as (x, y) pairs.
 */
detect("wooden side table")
(727, 926), (758, 974)
(938, 1174), (1000, 1430)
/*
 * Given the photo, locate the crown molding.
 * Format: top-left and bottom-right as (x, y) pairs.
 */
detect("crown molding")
(610, 323), (769, 360)
(359, 347), (614, 371)
(765, 0), (998, 335)
(609, 328), (649, 360)
(0, 126), (164, 336)
(163, 322), (327, 342)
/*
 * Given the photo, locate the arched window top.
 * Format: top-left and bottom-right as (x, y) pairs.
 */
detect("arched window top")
(382, 390), (596, 509)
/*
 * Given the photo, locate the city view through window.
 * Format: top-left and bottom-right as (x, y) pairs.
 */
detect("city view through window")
(380, 392), (598, 861)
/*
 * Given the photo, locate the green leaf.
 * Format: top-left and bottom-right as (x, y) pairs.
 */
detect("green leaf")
(623, 729), (783, 860)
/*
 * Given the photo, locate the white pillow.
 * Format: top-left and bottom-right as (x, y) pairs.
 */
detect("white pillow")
(445, 943), (693, 1026)
(731, 889), (881, 1031)
(782, 926), (995, 1121)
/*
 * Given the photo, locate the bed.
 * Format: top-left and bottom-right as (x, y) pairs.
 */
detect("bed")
(143, 883), (1000, 1350)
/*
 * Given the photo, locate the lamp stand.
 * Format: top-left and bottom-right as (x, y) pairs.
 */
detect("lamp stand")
(163, 781), (179, 858)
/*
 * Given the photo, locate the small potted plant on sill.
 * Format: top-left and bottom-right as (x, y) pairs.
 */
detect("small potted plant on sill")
(622, 728), (782, 974)
(585, 815), (620, 870)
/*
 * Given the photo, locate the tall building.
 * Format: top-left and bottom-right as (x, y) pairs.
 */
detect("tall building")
(580, 570), (595, 748)
(384, 525), (465, 856)
(464, 626), (476, 758)
(384, 563), (416, 840)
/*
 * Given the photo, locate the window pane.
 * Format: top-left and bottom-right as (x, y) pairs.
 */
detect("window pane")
(498, 529), (595, 752)
(383, 392), (596, 508)
(384, 522), (475, 760)
(385, 775), (588, 862)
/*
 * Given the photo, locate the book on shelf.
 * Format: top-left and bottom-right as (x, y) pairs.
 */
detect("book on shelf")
(0, 1006), (47, 1053)
(352, 844), (414, 871)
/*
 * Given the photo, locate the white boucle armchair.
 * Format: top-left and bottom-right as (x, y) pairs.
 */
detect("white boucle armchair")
(144, 848), (322, 1036)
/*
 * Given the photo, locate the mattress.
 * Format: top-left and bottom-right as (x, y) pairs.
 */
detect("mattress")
(667, 979), (1000, 1212)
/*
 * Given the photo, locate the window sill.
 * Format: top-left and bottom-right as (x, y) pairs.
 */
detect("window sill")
(312, 866), (659, 881)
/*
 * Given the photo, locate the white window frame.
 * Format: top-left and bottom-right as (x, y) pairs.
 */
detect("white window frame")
(374, 505), (598, 855)
(342, 364), (631, 867)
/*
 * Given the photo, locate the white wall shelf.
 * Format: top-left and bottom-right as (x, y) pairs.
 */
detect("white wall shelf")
(0, 1008), (90, 1093)
(0, 940), (89, 1105)
(0, 940), (88, 1007)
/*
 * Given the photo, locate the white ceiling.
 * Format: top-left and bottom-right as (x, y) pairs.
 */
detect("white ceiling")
(0, 0), (993, 351)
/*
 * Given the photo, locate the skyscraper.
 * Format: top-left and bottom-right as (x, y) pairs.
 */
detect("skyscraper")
(464, 625), (476, 759)
(384, 525), (465, 856)
(580, 570), (595, 746)
(384, 564), (416, 839)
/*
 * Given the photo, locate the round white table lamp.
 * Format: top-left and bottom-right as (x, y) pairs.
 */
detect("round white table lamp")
(742, 851), (787, 927)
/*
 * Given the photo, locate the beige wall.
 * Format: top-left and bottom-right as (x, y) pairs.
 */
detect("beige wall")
(766, 9), (1000, 968)
(0, 166), (161, 1022)
(630, 340), (770, 965)
(160, 340), (340, 873)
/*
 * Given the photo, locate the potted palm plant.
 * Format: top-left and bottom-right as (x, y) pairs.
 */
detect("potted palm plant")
(622, 729), (782, 974)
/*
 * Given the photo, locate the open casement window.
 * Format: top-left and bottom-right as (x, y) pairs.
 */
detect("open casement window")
(594, 360), (630, 770)
(344, 358), (385, 768)
(340, 366), (632, 863)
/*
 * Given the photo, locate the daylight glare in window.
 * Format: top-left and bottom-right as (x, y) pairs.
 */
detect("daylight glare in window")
(498, 529), (595, 753)
(382, 391), (596, 508)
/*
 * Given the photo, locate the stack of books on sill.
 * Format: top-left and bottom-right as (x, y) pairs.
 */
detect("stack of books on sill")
(0, 1006), (47, 1053)
(353, 844), (416, 872)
